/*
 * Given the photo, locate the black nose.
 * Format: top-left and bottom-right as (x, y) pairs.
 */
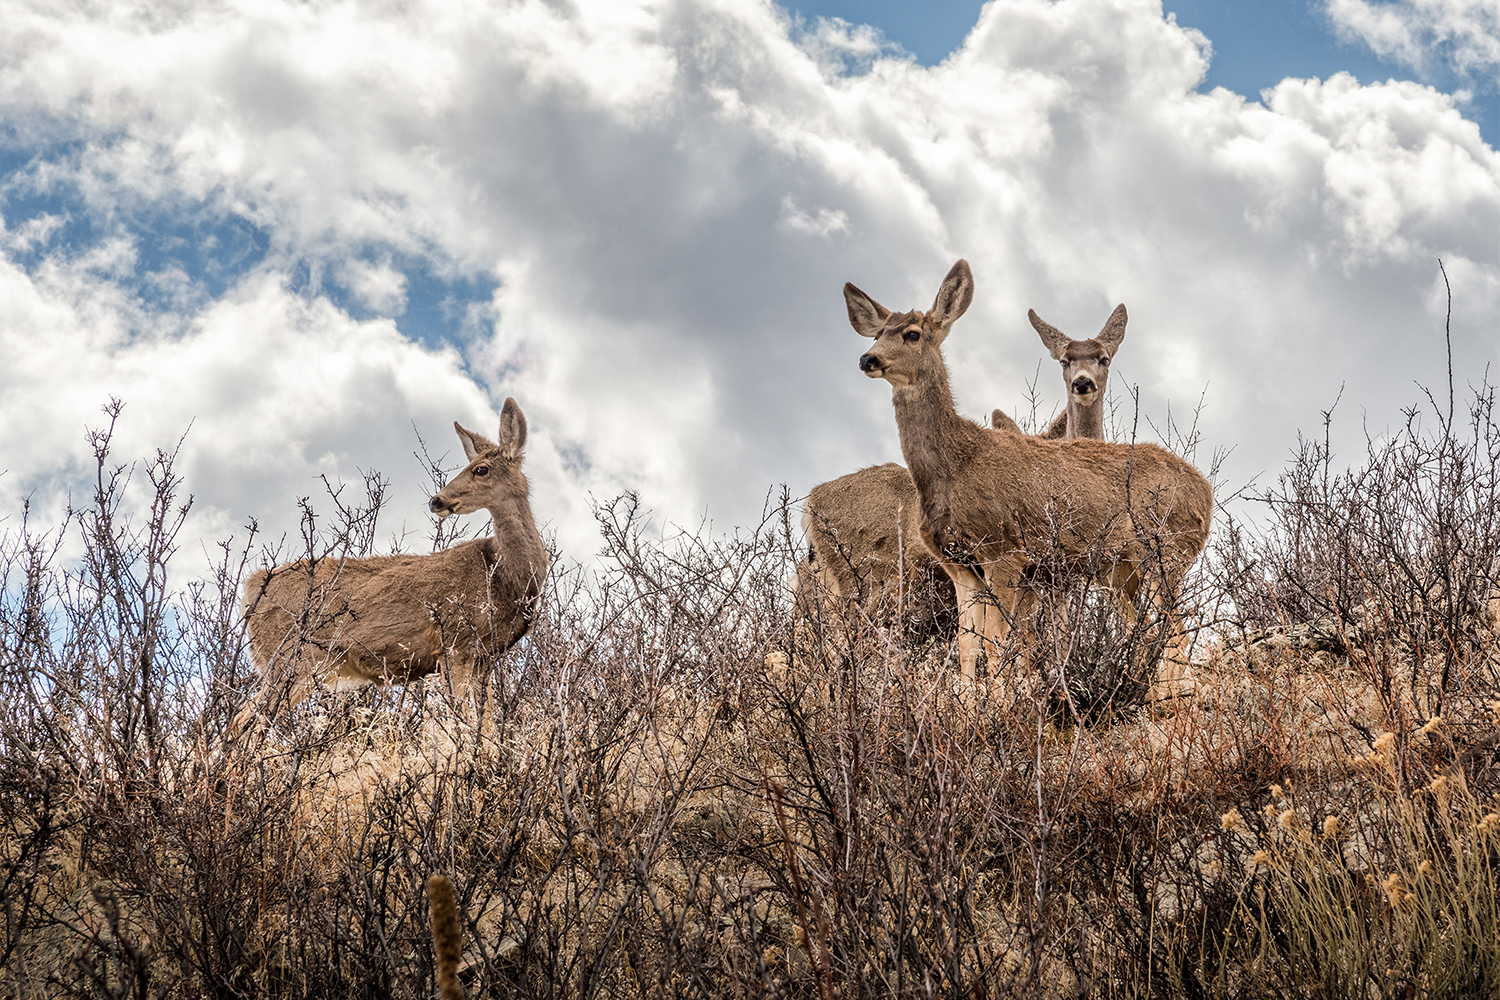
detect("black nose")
(859, 354), (882, 373)
(428, 496), (446, 513)
(1071, 376), (1095, 395)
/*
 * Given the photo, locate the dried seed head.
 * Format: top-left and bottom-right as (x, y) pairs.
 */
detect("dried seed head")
(1323, 816), (1347, 840)
(1373, 732), (1395, 756)
(1418, 716), (1444, 737)
(1277, 809), (1298, 833)
(1251, 850), (1271, 868)
(1220, 808), (1246, 834)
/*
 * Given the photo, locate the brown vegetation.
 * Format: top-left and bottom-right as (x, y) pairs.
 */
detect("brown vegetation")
(2, 333), (1498, 998)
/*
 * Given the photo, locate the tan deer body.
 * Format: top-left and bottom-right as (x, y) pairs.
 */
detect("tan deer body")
(802, 463), (955, 641)
(800, 340), (1097, 638)
(848, 261), (1212, 681)
(236, 399), (547, 727)
(801, 408), (1031, 640)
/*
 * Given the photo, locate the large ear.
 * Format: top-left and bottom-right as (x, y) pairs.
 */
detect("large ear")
(929, 259), (973, 331)
(498, 397), (528, 460)
(1028, 309), (1071, 361)
(454, 421), (496, 461)
(1096, 303), (1127, 355)
(844, 282), (890, 338)
(990, 408), (1021, 434)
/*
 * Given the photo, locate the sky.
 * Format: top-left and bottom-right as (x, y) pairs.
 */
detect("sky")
(0, 0), (1496, 580)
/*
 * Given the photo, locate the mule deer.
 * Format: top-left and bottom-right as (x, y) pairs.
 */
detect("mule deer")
(235, 398), (548, 729)
(847, 261), (1212, 683)
(799, 357), (1086, 641)
(1031, 305), (1126, 440)
(800, 408), (1031, 642)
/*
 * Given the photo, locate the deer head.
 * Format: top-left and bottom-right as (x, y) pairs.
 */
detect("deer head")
(429, 397), (530, 518)
(849, 260), (974, 389)
(1029, 304), (1126, 406)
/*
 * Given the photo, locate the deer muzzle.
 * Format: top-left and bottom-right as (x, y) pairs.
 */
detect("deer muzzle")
(1071, 375), (1096, 396)
(429, 495), (456, 517)
(858, 353), (884, 375)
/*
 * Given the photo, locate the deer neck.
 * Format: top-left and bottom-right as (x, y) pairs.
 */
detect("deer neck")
(1067, 394), (1105, 440)
(891, 358), (976, 497)
(484, 482), (547, 598)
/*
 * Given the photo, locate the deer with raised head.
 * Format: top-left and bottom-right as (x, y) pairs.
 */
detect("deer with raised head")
(234, 398), (548, 730)
(846, 261), (1212, 683)
(799, 347), (1092, 641)
(1031, 305), (1126, 441)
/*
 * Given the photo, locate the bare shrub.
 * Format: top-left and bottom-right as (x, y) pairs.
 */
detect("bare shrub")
(1206, 287), (1500, 736)
(3, 369), (1499, 999)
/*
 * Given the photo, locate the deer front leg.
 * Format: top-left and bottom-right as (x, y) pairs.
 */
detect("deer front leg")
(948, 570), (985, 684)
(977, 559), (1024, 669)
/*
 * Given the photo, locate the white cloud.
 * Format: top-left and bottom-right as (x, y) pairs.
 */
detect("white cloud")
(776, 195), (850, 237)
(1328, 0), (1500, 76)
(0, 0), (1496, 582)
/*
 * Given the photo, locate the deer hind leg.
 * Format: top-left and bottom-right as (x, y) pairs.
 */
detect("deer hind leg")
(1149, 573), (1197, 699)
(229, 660), (322, 741)
(1103, 558), (1194, 699)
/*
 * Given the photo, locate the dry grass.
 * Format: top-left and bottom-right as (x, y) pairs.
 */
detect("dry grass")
(3, 359), (1499, 999)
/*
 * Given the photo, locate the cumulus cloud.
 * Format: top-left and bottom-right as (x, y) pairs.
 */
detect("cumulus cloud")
(1328, 0), (1500, 76)
(0, 0), (1495, 579)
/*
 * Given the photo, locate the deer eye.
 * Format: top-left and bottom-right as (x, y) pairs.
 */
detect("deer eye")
(1100, 357), (1110, 367)
(473, 465), (489, 477)
(903, 330), (920, 343)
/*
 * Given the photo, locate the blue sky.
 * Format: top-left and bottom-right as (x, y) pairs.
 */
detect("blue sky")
(789, 0), (1497, 144)
(0, 0), (1495, 573)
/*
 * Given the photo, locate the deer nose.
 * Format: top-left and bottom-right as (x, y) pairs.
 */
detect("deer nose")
(1071, 375), (1096, 395)
(429, 495), (450, 514)
(858, 353), (883, 373)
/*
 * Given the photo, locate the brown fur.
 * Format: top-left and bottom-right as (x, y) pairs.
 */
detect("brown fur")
(847, 261), (1212, 681)
(235, 398), (548, 727)
(799, 342), (1087, 640)
(1030, 305), (1126, 441)
(801, 463), (956, 642)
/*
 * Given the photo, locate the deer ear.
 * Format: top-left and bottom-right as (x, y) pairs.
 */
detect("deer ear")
(1029, 310), (1070, 361)
(454, 422), (495, 462)
(844, 282), (890, 338)
(990, 408), (1021, 434)
(930, 259), (973, 330)
(498, 397), (528, 459)
(1097, 304), (1127, 355)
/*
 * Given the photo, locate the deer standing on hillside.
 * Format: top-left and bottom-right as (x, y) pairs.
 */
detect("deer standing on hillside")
(801, 324), (1117, 641)
(846, 261), (1212, 683)
(801, 411), (1034, 643)
(234, 398), (548, 730)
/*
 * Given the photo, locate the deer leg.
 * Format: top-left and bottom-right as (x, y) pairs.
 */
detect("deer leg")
(1150, 576), (1196, 698)
(939, 563), (989, 684)
(950, 574), (983, 685)
(977, 561), (1024, 669)
(230, 662), (321, 742)
(1107, 559), (1195, 698)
